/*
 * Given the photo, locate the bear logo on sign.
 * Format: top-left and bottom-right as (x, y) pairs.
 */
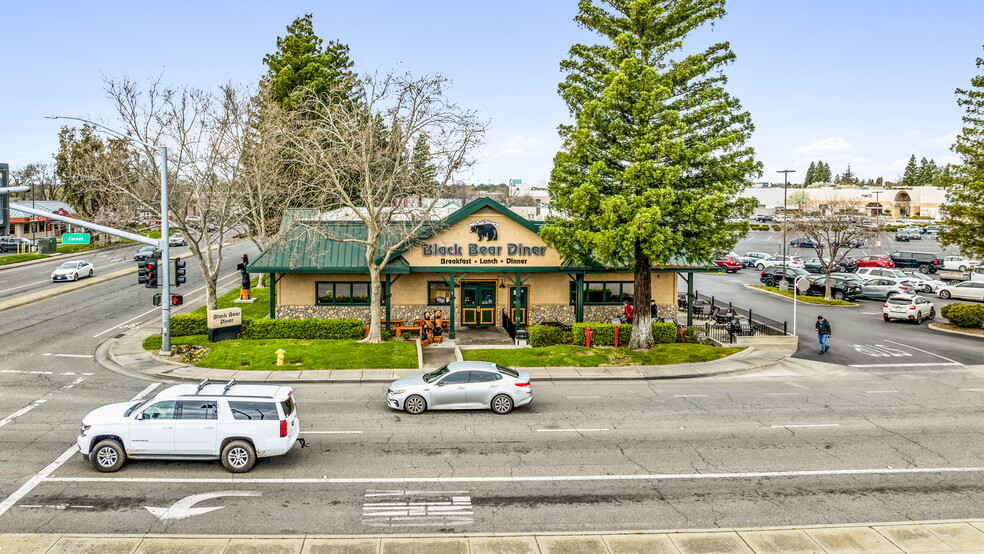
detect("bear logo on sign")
(468, 220), (498, 241)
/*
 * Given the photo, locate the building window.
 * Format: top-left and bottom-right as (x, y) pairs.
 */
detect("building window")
(316, 282), (370, 305)
(428, 281), (450, 305)
(569, 281), (635, 305)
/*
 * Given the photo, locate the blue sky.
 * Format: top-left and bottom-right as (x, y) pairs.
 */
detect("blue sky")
(2, 1), (982, 185)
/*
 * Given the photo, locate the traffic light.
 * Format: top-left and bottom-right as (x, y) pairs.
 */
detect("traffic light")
(138, 261), (153, 286)
(153, 293), (162, 306)
(174, 257), (186, 286)
(170, 294), (183, 306)
(145, 260), (159, 288)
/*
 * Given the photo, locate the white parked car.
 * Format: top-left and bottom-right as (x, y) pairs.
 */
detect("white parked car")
(387, 362), (532, 415)
(903, 272), (946, 293)
(168, 233), (187, 247)
(883, 294), (936, 324)
(51, 260), (94, 282)
(78, 380), (299, 473)
(941, 256), (979, 272)
(755, 256), (804, 271)
(938, 281), (984, 302)
(856, 267), (918, 287)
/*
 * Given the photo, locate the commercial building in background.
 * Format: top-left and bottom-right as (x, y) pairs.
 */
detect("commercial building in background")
(741, 186), (947, 220)
(248, 198), (714, 333)
(6, 201), (77, 239)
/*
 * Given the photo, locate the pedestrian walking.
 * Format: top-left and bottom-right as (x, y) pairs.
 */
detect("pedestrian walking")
(816, 315), (831, 354)
(623, 300), (633, 324)
(650, 299), (657, 319)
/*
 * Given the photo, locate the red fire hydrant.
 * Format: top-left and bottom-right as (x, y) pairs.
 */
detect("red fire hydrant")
(585, 327), (593, 348)
(614, 325), (619, 348)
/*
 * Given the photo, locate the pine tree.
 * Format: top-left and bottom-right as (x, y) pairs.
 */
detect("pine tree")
(841, 163), (856, 185)
(822, 162), (832, 182)
(902, 154), (918, 187)
(805, 161), (816, 186)
(940, 46), (984, 257)
(543, 0), (760, 350)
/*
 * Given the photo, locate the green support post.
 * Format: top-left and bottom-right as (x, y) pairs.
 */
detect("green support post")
(448, 271), (456, 340)
(269, 273), (277, 319)
(575, 273), (584, 323)
(686, 272), (694, 327)
(512, 272), (522, 329)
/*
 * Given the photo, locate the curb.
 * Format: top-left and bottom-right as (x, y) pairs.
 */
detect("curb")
(927, 322), (984, 340)
(0, 266), (136, 314)
(743, 284), (859, 307)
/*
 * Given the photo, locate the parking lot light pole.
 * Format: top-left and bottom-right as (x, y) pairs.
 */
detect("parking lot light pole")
(46, 116), (172, 355)
(777, 169), (796, 289)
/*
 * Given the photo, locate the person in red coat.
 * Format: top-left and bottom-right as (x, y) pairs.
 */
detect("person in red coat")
(623, 300), (633, 324)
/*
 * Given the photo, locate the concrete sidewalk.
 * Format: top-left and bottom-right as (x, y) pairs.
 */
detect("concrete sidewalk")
(99, 322), (797, 384)
(4, 519), (984, 552)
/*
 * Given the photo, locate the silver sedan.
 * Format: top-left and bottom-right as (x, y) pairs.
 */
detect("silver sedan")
(387, 361), (532, 415)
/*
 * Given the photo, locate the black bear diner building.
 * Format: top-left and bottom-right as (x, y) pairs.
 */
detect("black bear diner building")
(248, 198), (715, 338)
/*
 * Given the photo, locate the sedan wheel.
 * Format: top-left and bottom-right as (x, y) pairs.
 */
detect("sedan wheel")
(491, 394), (514, 415)
(940, 290), (951, 299)
(73, 272), (79, 281)
(756, 263), (765, 271)
(404, 395), (426, 415)
(959, 266), (967, 272)
(833, 291), (845, 300)
(88, 269), (93, 277)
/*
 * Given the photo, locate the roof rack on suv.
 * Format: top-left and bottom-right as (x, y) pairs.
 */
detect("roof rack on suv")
(196, 379), (210, 393)
(223, 378), (237, 393)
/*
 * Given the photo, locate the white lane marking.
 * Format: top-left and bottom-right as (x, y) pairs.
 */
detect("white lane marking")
(851, 344), (912, 358)
(566, 396), (602, 399)
(536, 428), (608, 432)
(0, 279), (51, 294)
(145, 491), (262, 521)
(0, 377), (85, 429)
(0, 381), (160, 518)
(673, 394), (707, 398)
(303, 431), (364, 434)
(771, 424), (840, 429)
(42, 354), (93, 359)
(92, 272), (240, 337)
(43, 466), (984, 485)
(29, 371), (52, 375)
(866, 390), (898, 394)
(766, 393), (800, 396)
(849, 362), (962, 368)
(363, 490), (472, 527)
(883, 339), (963, 365)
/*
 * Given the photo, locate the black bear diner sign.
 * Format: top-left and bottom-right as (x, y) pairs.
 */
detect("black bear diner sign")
(420, 219), (549, 265)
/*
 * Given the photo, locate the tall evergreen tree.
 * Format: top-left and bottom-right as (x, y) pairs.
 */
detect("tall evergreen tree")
(820, 161), (832, 183)
(902, 154), (918, 187)
(542, 0), (760, 350)
(804, 161), (816, 186)
(940, 46), (984, 258)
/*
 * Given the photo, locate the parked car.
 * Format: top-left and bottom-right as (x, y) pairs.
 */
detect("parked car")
(856, 256), (895, 268)
(713, 256), (742, 273)
(789, 238), (824, 248)
(903, 272), (947, 293)
(77, 380), (299, 473)
(387, 362), (532, 415)
(830, 238), (867, 248)
(896, 227), (922, 241)
(133, 245), (159, 261)
(740, 252), (772, 268)
(168, 233), (187, 247)
(51, 260), (94, 282)
(759, 266), (811, 288)
(858, 277), (912, 300)
(0, 236), (35, 252)
(938, 281), (984, 302)
(941, 256), (979, 272)
(804, 257), (857, 274)
(805, 276), (860, 301)
(889, 251), (942, 274)
(754, 214), (774, 222)
(755, 256), (805, 271)
(883, 294), (936, 324)
(856, 267), (913, 282)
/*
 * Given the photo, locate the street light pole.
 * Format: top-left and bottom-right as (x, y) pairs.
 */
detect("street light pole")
(46, 116), (172, 355)
(777, 169), (796, 288)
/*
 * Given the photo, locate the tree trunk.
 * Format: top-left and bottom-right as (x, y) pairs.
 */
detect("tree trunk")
(256, 273), (266, 288)
(628, 240), (654, 350)
(360, 263), (383, 343)
(824, 266), (832, 300)
(205, 275), (218, 310)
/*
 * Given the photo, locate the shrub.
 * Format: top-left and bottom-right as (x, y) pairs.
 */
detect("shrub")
(652, 322), (677, 344)
(771, 224), (782, 231)
(402, 331), (411, 340)
(241, 318), (363, 340)
(170, 314), (208, 336)
(562, 331), (573, 344)
(380, 331), (391, 340)
(676, 327), (688, 343)
(528, 325), (564, 347)
(685, 326), (704, 344)
(940, 303), (984, 328)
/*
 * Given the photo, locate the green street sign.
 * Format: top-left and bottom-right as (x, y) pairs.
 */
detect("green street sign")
(62, 233), (90, 245)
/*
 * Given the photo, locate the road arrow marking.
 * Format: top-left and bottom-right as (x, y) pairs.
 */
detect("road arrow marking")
(144, 490), (261, 521)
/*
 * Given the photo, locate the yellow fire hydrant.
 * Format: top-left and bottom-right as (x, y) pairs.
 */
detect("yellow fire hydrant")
(275, 349), (286, 366)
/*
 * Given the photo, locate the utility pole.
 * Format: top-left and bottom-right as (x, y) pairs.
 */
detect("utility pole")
(777, 169), (796, 290)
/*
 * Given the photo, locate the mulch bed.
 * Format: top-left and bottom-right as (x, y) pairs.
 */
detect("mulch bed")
(930, 322), (984, 338)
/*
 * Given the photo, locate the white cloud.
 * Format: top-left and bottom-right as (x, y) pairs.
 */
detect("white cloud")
(793, 137), (853, 154)
(918, 133), (957, 149)
(505, 135), (539, 149)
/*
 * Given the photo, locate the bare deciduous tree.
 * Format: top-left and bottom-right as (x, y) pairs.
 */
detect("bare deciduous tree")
(285, 71), (486, 342)
(11, 163), (59, 201)
(788, 198), (875, 299)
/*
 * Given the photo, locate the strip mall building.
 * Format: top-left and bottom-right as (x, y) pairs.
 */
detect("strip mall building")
(249, 198), (712, 338)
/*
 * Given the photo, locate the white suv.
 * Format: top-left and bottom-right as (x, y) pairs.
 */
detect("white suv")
(78, 380), (299, 473)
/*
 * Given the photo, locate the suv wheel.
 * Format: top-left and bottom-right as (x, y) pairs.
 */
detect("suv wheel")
(221, 440), (256, 473)
(765, 278), (776, 287)
(833, 291), (845, 300)
(928, 307), (936, 320)
(918, 264), (929, 273)
(913, 312), (922, 325)
(886, 292), (897, 299)
(90, 439), (126, 473)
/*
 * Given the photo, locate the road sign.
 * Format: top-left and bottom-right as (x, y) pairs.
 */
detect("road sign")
(61, 233), (90, 245)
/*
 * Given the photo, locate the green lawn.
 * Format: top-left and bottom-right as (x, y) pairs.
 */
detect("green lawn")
(144, 335), (417, 370)
(57, 243), (100, 254)
(461, 344), (744, 367)
(0, 253), (46, 265)
(190, 278), (271, 319)
(751, 286), (855, 306)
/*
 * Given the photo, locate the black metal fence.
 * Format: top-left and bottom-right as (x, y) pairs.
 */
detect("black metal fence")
(681, 291), (788, 344)
(501, 309), (516, 339)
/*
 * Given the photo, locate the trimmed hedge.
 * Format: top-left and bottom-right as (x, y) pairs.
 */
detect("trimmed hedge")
(528, 325), (565, 347)
(940, 303), (984, 328)
(571, 322), (678, 346)
(169, 314), (363, 340)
